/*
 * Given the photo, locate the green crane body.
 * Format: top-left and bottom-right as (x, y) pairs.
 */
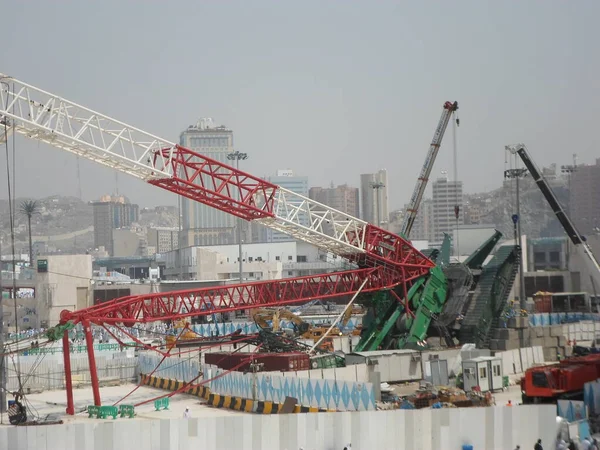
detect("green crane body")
(355, 230), (517, 352)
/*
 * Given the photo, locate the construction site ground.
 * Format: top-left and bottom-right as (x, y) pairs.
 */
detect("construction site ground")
(0, 384), (243, 426)
(0, 372), (536, 426)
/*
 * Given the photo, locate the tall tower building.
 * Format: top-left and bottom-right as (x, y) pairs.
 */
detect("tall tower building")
(432, 175), (463, 243)
(179, 118), (236, 246)
(308, 184), (359, 217)
(266, 170), (309, 242)
(360, 170), (389, 227)
(91, 194), (139, 256)
(571, 159), (600, 236)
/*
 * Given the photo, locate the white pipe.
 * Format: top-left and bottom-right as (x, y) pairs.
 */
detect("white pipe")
(308, 277), (369, 354)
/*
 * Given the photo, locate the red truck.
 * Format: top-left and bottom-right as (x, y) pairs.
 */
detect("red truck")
(521, 354), (600, 404)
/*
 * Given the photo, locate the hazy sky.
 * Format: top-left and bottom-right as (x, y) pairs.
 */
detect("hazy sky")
(1, 1), (599, 211)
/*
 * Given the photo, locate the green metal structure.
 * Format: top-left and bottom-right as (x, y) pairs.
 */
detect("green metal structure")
(355, 236), (451, 352)
(355, 229), (517, 351)
(457, 244), (521, 347)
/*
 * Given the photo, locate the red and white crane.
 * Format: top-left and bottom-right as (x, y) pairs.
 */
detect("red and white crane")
(0, 72), (434, 411)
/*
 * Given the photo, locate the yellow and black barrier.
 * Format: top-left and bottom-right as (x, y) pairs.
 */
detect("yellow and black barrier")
(140, 374), (332, 414)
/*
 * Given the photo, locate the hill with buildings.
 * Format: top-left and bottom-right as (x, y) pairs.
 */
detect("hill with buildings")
(0, 196), (178, 256)
(465, 175), (570, 240)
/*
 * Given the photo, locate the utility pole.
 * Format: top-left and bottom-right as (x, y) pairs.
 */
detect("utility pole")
(227, 150), (248, 282)
(504, 167), (528, 311)
(0, 235), (5, 416)
(178, 195), (183, 280)
(370, 181), (385, 227)
(561, 159), (577, 272)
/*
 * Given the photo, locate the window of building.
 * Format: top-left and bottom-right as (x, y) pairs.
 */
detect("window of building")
(248, 257), (253, 262)
(297, 255), (307, 263)
(249, 272), (254, 277)
(493, 364), (501, 377)
(275, 256), (280, 261)
(479, 367), (487, 379)
(288, 256), (293, 261)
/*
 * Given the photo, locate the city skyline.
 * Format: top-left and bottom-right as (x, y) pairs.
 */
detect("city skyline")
(3, 2), (599, 215)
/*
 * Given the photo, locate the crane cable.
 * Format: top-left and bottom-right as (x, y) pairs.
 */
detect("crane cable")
(2, 80), (23, 396)
(132, 342), (265, 408)
(453, 110), (460, 260)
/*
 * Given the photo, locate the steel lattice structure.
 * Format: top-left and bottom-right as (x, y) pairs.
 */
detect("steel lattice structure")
(61, 268), (408, 326)
(0, 73), (431, 270)
(0, 72), (435, 411)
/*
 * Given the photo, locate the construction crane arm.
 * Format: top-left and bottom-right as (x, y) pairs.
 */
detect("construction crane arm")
(506, 144), (600, 285)
(401, 101), (458, 238)
(0, 72), (433, 275)
(61, 268), (397, 325)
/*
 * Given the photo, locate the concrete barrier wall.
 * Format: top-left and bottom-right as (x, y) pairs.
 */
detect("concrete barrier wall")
(529, 313), (600, 327)
(527, 317), (600, 342)
(0, 405), (557, 450)
(6, 352), (137, 391)
(205, 364), (376, 411)
(189, 317), (363, 337)
(138, 352), (371, 384)
(496, 345), (545, 375)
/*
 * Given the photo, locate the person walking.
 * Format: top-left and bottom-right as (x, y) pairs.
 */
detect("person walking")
(534, 439), (543, 450)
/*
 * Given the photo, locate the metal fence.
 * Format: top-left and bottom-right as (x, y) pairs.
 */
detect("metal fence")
(5, 352), (138, 391)
(138, 352), (200, 382)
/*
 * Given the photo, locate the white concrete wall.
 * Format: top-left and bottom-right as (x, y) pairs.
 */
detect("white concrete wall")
(0, 405), (557, 450)
(496, 345), (545, 375)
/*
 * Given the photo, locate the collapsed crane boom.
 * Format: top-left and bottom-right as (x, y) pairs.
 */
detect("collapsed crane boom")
(62, 268), (400, 326)
(401, 101), (458, 238)
(0, 72), (433, 272)
(506, 144), (600, 285)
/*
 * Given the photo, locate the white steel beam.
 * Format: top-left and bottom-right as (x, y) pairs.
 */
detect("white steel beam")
(0, 74), (176, 181)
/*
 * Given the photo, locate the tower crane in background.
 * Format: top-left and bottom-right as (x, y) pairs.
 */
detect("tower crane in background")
(0, 72), (439, 412)
(401, 101), (459, 238)
(506, 144), (600, 290)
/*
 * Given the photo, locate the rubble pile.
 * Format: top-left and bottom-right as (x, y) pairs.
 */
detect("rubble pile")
(377, 384), (495, 410)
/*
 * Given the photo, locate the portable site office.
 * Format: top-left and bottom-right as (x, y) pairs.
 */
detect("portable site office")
(462, 356), (504, 393)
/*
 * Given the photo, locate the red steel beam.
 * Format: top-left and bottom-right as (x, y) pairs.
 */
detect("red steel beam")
(149, 146), (435, 273)
(343, 224), (435, 271)
(150, 146), (278, 222)
(60, 267), (424, 326)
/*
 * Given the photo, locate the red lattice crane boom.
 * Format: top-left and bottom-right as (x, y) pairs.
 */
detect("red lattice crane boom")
(0, 72), (434, 411)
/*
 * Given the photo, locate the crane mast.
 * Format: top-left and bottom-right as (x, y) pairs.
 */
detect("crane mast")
(401, 101), (459, 238)
(506, 144), (600, 287)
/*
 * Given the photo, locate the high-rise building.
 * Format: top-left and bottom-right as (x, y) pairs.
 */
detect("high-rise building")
(571, 158), (600, 235)
(179, 118), (236, 246)
(407, 198), (434, 241)
(432, 175), (463, 243)
(147, 227), (179, 255)
(266, 170), (309, 242)
(360, 170), (389, 227)
(91, 194), (139, 255)
(308, 184), (359, 217)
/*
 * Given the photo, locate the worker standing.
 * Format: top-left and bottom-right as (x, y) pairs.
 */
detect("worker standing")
(534, 438), (543, 450)
(183, 407), (191, 419)
(506, 400), (513, 406)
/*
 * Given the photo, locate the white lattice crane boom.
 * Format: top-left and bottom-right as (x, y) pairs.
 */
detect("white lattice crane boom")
(0, 72), (433, 274)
